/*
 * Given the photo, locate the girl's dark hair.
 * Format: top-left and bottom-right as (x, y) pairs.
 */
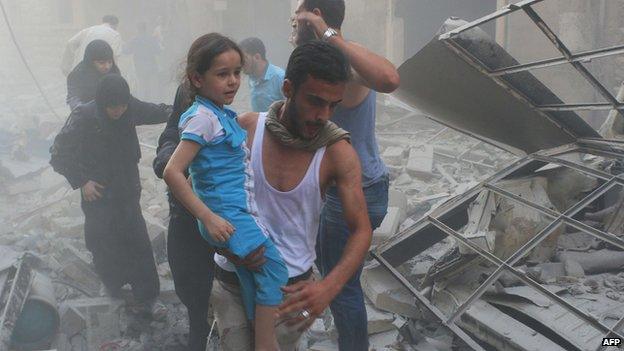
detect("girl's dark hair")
(184, 33), (243, 99)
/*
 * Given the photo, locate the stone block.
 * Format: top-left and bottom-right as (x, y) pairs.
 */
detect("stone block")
(406, 146), (434, 179)
(372, 207), (405, 246)
(51, 240), (100, 297)
(60, 297), (124, 351)
(361, 264), (421, 319)
(366, 304), (395, 334)
(59, 305), (86, 336)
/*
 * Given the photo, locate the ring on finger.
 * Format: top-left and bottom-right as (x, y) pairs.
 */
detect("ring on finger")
(301, 309), (311, 319)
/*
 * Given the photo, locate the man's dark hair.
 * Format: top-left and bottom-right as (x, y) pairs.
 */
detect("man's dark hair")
(285, 40), (350, 91)
(102, 15), (119, 26)
(302, 0), (345, 29)
(238, 37), (266, 60)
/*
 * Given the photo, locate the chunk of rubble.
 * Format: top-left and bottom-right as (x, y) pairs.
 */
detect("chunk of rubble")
(373, 190), (407, 245)
(406, 146), (434, 179)
(58, 297), (124, 351)
(557, 250), (624, 274)
(361, 264), (421, 319)
(382, 146), (405, 166)
(50, 240), (100, 296)
(369, 329), (400, 350)
(366, 304), (396, 334)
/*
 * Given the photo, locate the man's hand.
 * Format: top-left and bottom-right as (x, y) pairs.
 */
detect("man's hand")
(277, 279), (339, 332)
(216, 245), (266, 272)
(296, 10), (330, 39)
(200, 213), (234, 242)
(81, 180), (105, 202)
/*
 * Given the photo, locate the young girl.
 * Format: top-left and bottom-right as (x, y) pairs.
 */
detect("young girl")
(66, 39), (120, 110)
(163, 33), (287, 351)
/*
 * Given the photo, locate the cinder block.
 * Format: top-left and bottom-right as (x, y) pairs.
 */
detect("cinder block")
(366, 304), (395, 334)
(52, 240), (100, 296)
(60, 297), (123, 351)
(361, 264), (421, 319)
(406, 146), (434, 179)
(372, 207), (405, 246)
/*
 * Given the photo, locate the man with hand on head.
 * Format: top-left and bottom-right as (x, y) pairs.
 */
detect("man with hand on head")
(291, 1), (400, 349)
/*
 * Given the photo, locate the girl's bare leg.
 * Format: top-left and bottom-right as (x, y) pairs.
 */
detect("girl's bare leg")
(254, 305), (280, 351)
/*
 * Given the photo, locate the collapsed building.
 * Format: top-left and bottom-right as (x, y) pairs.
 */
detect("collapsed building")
(2, 0), (624, 350)
(373, 0), (624, 350)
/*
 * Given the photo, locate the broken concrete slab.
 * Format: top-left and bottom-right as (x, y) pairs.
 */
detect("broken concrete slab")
(51, 240), (100, 297)
(361, 264), (422, 319)
(381, 146), (405, 166)
(59, 297), (124, 351)
(459, 300), (568, 351)
(366, 304), (396, 335)
(557, 250), (624, 274)
(369, 329), (399, 350)
(406, 146), (434, 179)
(373, 190), (408, 246)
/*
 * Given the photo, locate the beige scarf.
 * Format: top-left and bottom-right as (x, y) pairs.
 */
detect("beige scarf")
(264, 101), (350, 151)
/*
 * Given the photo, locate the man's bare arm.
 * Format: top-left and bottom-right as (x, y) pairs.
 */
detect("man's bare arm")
(320, 140), (372, 293)
(278, 141), (372, 326)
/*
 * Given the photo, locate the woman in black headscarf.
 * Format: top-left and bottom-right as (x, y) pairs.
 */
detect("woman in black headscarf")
(66, 39), (121, 110)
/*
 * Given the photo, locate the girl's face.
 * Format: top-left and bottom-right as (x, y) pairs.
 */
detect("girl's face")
(93, 59), (113, 74)
(192, 49), (242, 108)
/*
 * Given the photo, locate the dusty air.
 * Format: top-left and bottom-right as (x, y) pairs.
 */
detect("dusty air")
(0, 1), (623, 350)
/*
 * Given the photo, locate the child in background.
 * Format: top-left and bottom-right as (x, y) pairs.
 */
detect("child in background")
(163, 33), (287, 351)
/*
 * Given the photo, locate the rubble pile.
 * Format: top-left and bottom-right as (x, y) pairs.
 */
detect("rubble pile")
(0, 93), (200, 350)
(372, 99), (516, 246)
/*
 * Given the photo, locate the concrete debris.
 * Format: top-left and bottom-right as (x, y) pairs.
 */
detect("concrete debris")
(406, 145), (434, 179)
(373, 190), (407, 246)
(361, 264), (422, 319)
(50, 240), (101, 297)
(58, 297), (124, 351)
(557, 250), (624, 274)
(366, 304), (396, 334)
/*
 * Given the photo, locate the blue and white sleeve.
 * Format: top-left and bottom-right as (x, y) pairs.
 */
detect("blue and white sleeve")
(179, 112), (223, 146)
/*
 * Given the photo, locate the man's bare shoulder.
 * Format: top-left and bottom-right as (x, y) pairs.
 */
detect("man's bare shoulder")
(325, 139), (360, 170)
(237, 112), (260, 131)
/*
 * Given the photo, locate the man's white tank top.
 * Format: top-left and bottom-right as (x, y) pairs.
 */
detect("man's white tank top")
(214, 112), (325, 277)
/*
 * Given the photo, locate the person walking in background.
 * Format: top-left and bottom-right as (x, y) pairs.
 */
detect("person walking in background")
(124, 22), (161, 102)
(66, 40), (121, 110)
(50, 74), (170, 319)
(239, 37), (285, 112)
(61, 15), (121, 76)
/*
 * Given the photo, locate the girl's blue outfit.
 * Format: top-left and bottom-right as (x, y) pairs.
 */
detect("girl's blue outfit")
(179, 96), (287, 319)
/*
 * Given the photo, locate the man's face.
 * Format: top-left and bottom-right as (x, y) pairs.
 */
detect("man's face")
(93, 59), (113, 74)
(284, 75), (345, 140)
(290, 1), (317, 47)
(241, 52), (255, 76)
(105, 104), (128, 120)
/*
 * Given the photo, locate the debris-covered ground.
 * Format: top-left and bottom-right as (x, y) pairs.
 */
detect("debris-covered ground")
(0, 79), (518, 350)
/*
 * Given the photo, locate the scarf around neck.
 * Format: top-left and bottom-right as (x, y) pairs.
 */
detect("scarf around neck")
(264, 101), (350, 151)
